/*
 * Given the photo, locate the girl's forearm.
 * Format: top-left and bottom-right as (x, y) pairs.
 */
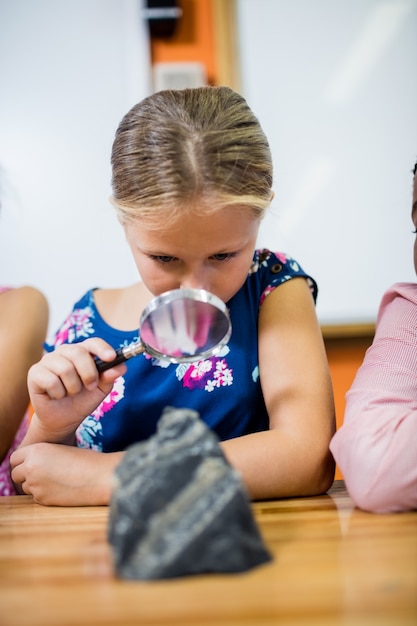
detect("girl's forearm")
(20, 413), (76, 447)
(221, 429), (335, 500)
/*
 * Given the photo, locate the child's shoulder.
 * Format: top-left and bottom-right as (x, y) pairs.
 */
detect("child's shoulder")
(0, 285), (48, 318)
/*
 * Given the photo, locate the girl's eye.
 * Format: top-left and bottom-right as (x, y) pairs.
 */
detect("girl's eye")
(150, 255), (175, 264)
(211, 252), (237, 261)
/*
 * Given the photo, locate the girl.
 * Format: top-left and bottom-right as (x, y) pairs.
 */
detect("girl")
(11, 86), (335, 505)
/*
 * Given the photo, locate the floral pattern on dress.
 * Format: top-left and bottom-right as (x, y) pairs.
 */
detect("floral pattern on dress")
(54, 306), (95, 346)
(204, 358), (233, 392)
(76, 376), (126, 451)
(258, 253), (316, 304)
(175, 346), (233, 392)
(249, 249), (272, 274)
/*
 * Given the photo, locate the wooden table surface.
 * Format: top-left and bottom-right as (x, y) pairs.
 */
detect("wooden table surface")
(0, 481), (416, 626)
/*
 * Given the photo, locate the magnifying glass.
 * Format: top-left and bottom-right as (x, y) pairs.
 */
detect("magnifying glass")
(95, 288), (232, 372)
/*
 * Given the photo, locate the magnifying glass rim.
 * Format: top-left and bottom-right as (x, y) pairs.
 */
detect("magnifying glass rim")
(139, 288), (228, 321)
(139, 288), (232, 363)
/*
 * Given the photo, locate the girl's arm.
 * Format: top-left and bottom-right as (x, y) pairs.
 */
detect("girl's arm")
(221, 278), (336, 500)
(11, 443), (124, 505)
(0, 286), (48, 462)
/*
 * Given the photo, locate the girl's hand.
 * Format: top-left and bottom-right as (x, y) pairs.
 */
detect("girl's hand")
(27, 338), (127, 443)
(10, 443), (123, 505)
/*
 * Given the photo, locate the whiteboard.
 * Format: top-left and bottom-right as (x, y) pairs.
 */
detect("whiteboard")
(237, 0), (417, 325)
(0, 0), (151, 335)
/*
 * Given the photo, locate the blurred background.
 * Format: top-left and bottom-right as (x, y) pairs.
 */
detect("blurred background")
(0, 0), (416, 336)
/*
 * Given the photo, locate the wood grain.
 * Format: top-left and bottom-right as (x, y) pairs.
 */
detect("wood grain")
(0, 482), (416, 626)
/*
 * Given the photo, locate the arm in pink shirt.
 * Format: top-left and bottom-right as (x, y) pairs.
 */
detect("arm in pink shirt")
(330, 283), (417, 513)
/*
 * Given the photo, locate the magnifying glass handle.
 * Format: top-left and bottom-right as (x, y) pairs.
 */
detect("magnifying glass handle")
(95, 342), (145, 372)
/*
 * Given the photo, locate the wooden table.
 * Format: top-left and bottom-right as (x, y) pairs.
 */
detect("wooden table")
(0, 481), (416, 626)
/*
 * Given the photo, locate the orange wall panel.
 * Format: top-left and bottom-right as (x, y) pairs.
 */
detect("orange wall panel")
(325, 337), (373, 479)
(150, 0), (217, 84)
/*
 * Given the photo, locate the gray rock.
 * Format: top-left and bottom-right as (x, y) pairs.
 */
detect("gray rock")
(108, 406), (272, 579)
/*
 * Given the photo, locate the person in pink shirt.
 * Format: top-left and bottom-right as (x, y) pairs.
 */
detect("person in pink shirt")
(330, 161), (417, 513)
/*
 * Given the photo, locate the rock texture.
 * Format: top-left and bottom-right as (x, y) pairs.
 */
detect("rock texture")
(108, 406), (272, 580)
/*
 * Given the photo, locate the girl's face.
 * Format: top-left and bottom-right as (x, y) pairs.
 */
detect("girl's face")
(123, 206), (260, 303)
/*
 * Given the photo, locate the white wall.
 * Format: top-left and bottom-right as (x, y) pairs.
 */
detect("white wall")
(238, 0), (417, 324)
(0, 0), (151, 334)
(1, 0), (416, 332)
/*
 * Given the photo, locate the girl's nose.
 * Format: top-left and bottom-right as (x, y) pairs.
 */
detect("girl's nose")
(180, 271), (210, 292)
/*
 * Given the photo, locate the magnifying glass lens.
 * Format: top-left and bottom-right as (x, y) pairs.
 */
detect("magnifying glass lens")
(96, 289), (231, 371)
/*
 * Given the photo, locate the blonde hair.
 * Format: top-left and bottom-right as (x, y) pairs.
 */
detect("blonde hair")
(111, 86), (273, 227)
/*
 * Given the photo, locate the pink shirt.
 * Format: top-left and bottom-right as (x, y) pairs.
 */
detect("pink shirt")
(330, 283), (417, 513)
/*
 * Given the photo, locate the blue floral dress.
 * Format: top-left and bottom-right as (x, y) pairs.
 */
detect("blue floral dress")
(45, 250), (317, 451)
